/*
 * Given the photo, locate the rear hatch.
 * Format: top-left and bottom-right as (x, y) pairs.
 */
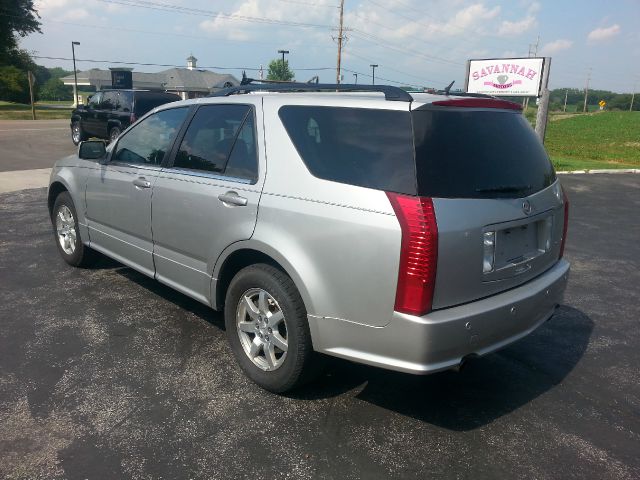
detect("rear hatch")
(411, 100), (565, 309)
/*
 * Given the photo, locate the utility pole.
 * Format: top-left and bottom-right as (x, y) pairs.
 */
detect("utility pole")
(353, 73), (358, 84)
(583, 67), (591, 113)
(27, 71), (36, 120)
(524, 35), (540, 111)
(370, 64), (378, 85)
(71, 41), (80, 107)
(563, 89), (568, 112)
(335, 0), (345, 84)
(631, 80), (636, 111)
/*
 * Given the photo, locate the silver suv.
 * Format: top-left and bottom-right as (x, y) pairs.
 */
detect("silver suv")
(48, 84), (570, 392)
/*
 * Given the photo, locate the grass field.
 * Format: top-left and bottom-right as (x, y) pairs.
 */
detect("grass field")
(0, 100), (72, 120)
(545, 111), (640, 171)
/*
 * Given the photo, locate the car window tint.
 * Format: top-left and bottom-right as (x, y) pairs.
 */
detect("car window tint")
(412, 108), (556, 198)
(100, 91), (117, 110)
(116, 91), (133, 112)
(173, 104), (251, 174)
(88, 92), (101, 107)
(113, 107), (189, 166)
(223, 112), (258, 182)
(278, 106), (416, 194)
(134, 93), (180, 116)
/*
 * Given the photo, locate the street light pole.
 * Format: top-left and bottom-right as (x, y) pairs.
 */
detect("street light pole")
(370, 64), (378, 85)
(353, 73), (358, 84)
(71, 41), (80, 106)
(278, 49), (289, 65)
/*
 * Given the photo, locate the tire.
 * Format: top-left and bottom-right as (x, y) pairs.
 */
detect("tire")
(71, 121), (87, 145)
(51, 191), (96, 268)
(224, 263), (321, 393)
(108, 126), (121, 144)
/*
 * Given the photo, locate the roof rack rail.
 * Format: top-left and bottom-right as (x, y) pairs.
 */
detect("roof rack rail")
(209, 82), (414, 102)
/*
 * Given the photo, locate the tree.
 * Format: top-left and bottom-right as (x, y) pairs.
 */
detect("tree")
(39, 77), (73, 101)
(0, 65), (30, 103)
(0, 0), (41, 66)
(266, 59), (294, 82)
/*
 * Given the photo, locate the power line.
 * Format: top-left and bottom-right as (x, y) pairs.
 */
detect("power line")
(349, 29), (463, 67)
(345, 48), (448, 86)
(31, 55), (335, 72)
(275, 0), (340, 7)
(366, 0), (531, 50)
(95, 0), (336, 29)
(341, 67), (420, 88)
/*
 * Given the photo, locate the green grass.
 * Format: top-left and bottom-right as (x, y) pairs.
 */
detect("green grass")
(545, 111), (640, 170)
(0, 100), (72, 119)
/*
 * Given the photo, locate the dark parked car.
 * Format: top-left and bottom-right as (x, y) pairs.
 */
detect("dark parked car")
(70, 89), (180, 145)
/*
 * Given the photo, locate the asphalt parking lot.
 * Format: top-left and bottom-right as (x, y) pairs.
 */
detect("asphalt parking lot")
(0, 124), (639, 479)
(0, 120), (75, 172)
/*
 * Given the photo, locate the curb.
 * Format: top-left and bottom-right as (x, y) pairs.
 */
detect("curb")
(556, 169), (639, 175)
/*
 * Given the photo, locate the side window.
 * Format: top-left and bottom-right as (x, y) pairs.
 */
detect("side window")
(225, 113), (258, 182)
(278, 106), (416, 194)
(173, 104), (257, 181)
(117, 91), (133, 112)
(100, 91), (117, 110)
(88, 92), (102, 108)
(113, 107), (189, 166)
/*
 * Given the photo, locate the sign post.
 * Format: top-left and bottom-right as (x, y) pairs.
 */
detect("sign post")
(465, 57), (552, 142)
(534, 57), (551, 141)
(27, 71), (36, 121)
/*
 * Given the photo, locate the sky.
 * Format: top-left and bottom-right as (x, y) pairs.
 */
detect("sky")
(20, 0), (640, 93)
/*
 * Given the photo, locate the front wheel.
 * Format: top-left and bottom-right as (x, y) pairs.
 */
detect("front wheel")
(51, 192), (96, 267)
(224, 264), (321, 392)
(108, 126), (121, 144)
(71, 121), (87, 145)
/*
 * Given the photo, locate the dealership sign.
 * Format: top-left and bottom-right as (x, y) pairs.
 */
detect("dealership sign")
(465, 58), (545, 97)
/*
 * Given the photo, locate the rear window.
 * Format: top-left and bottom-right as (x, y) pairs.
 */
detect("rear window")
(134, 93), (180, 115)
(412, 107), (555, 198)
(278, 106), (416, 194)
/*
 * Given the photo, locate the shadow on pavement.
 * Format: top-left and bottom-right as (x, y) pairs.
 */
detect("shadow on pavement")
(107, 259), (592, 432)
(295, 305), (593, 431)
(113, 266), (225, 329)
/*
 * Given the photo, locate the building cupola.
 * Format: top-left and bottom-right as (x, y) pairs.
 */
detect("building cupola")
(187, 54), (197, 70)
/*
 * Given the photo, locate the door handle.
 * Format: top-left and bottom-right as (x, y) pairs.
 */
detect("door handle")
(218, 191), (248, 207)
(133, 177), (151, 189)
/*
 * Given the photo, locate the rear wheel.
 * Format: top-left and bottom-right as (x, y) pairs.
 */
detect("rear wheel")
(52, 192), (96, 267)
(224, 264), (320, 392)
(71, 121), (87, 145)
(108, 126), (121, 144)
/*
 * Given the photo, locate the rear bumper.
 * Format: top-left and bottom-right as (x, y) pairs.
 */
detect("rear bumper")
(309, 259), (570, 374)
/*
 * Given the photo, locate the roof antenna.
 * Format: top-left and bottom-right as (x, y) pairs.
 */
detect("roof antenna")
(444, 80), (455, 95)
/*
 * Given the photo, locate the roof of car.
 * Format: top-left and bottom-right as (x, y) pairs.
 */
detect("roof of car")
(153, 86), (518, 112)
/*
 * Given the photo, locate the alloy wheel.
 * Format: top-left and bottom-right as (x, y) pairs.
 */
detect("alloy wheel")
(56, 205), (77, 255)
(236, 288), (288, 371)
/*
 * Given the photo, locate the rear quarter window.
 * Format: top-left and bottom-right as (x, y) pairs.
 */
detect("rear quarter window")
(134, 93), (180, 116)
(278, 106), (416, 194)
(412, 107), (556, 198)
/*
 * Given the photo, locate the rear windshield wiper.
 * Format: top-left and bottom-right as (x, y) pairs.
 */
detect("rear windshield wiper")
(476, 184), (531, 193)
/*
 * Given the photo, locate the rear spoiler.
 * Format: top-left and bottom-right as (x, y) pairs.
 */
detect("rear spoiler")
(430, 98), (523, 111)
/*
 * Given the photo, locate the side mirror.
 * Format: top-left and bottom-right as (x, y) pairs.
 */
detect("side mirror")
(78, 140), (106, 160)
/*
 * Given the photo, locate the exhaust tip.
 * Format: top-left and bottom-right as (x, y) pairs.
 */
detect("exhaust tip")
(453, 354), (479, 373)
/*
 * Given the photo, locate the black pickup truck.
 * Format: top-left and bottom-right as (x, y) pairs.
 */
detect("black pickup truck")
(70, 89), (180, 145)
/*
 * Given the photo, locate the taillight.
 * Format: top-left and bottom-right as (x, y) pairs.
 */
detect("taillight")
(559, 188), (569, 258)
(386, 192), (438, 316)
(129, 112), (137, 124)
